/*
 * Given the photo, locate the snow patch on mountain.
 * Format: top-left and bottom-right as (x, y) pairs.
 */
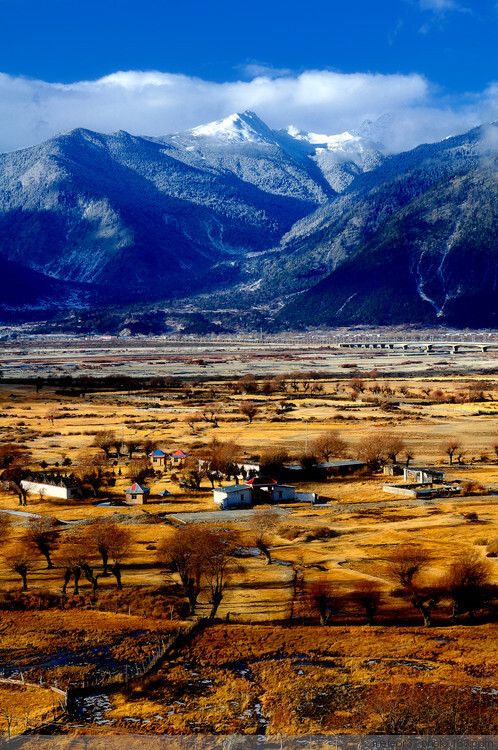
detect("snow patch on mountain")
(188, 111), (276, 145)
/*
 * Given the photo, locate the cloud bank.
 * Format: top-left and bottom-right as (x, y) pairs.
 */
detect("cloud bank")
(0, 68), (496, 154)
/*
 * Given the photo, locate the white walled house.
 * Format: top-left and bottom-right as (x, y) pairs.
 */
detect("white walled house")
(213, 485), (253, 510)
(271, 484), (296, 502)
(213, 480), (297, 509)
(20, 479), (81, 500)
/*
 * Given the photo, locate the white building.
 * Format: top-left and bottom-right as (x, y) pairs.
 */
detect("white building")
(270, 485), (296, 502)
(213, 485), (253, 510)
(20, 479), (81, 500)
(403, 467), (444, 484)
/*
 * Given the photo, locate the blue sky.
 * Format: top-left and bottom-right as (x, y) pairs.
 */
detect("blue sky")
(0, 0), (497, 152)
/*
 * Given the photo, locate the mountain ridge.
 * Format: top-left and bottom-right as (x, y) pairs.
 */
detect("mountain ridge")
(0, 113), (496, 330)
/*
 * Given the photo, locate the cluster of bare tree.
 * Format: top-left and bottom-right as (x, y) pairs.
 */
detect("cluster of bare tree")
(157, 525), (239, 620)
(357, 432), (411, 469)
(304, 546), (495, 628)
(2, 517), (130, 594)
(229, 371), (328, 396)
(91, 430), (158, 461)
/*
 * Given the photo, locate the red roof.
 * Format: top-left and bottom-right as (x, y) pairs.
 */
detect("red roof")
(125, 483), (149, 493)
(170, 450), (189, 458)
(245, 476), (277, 486)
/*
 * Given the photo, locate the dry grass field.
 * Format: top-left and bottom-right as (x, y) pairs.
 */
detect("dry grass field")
(0, 340), (497, 736)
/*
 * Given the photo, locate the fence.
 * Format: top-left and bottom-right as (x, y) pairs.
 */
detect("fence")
(65, 622), (197, 709)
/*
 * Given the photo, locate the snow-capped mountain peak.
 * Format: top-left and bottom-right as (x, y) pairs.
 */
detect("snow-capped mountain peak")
(187, 110), (276, 144)
(286, 125), (385, 157)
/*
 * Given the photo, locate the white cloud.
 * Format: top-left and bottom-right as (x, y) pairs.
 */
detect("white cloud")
(418, 0), (460, 11)
(0, 68), (494, 155)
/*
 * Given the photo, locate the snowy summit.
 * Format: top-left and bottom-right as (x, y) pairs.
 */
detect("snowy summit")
(188, 111), (276, 144)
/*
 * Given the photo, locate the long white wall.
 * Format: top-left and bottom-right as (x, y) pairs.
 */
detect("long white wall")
(20, 480), (78, 500)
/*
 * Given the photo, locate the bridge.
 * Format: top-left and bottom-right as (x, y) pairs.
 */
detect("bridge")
(337, 338), (498, 353)
(160, 332), (498, 353)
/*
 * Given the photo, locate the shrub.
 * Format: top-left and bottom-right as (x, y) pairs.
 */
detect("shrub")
(464, 512), (479, 523)
(302, 527), (339, 542)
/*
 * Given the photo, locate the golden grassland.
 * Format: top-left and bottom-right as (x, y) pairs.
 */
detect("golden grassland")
(0, 364), (497, 735)
(0, 682), (59, 737)
(107, 622), (498, 735)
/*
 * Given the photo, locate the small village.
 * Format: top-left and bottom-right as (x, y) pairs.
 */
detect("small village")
(0, 363), (496, 738)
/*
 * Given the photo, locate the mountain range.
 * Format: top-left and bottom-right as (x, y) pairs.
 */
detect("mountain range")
(0, 111), (496, 331)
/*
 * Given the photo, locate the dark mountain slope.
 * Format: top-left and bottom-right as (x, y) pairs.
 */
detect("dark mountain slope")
(251, 125), (491, 300)
(277, 154), (498, 327)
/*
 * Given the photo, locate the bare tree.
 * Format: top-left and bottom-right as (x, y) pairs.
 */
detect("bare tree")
(178, 455), (205, 491)
(351, 580), (383, 625)
(112, 438), (123, 459)
(383, 435), (406, 464)
(236, 374), (259, 394)
(200, 439), (240, 488)
(82, 562), (100, 596)
(0, 701), (17, 741)
(182, 412), (203, 434)
(77, 452), (112, 497)
(45, 406), (60, 425)
(443, 550), (492, 622)
(250, 507), (281, 564)
(82, 518), (130, 577)
(357, 432), (406, 469)
(107, 524), (131, 590)
(142, 439), (159, 457)
(0, 443), (27, 470)
(440, 439), (461, 466)
(58, 538), (87, 595)
(239, 401), (259, 424)
(157, 526), (205, 615)
(24, 516), (60, 569)
(306, 575), (341, 625)
(259, 446), (290, 476)
(270, 374), (287, 394)
(387, 546), (438, 626)
(91, 430), (116, 460)
(129, 457), (154, 486)
(201, 528), (239, 620)
(200, 404), (219, 427)
(5, 544), (34, 590)
(298, 450), (317, 472)
(1, 449), (31, 506)
(357, 433), (387, 469)
(349, 377), (365, 396)
(310, 430), (347, 463)
(125, 440), (140, 459)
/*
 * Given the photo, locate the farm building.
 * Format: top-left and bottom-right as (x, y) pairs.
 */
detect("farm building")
(404, 467), (444, 484)
(170, 449), (189, 467)
(149, 449), (168, 467)
(383, 463), (405, 477)
(124, 482), (150, 505)
(20, 473), (81, 500)
(213, 485), (253, 510)
(245, 476), (296, 503)
(213, 477), (297, 509)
